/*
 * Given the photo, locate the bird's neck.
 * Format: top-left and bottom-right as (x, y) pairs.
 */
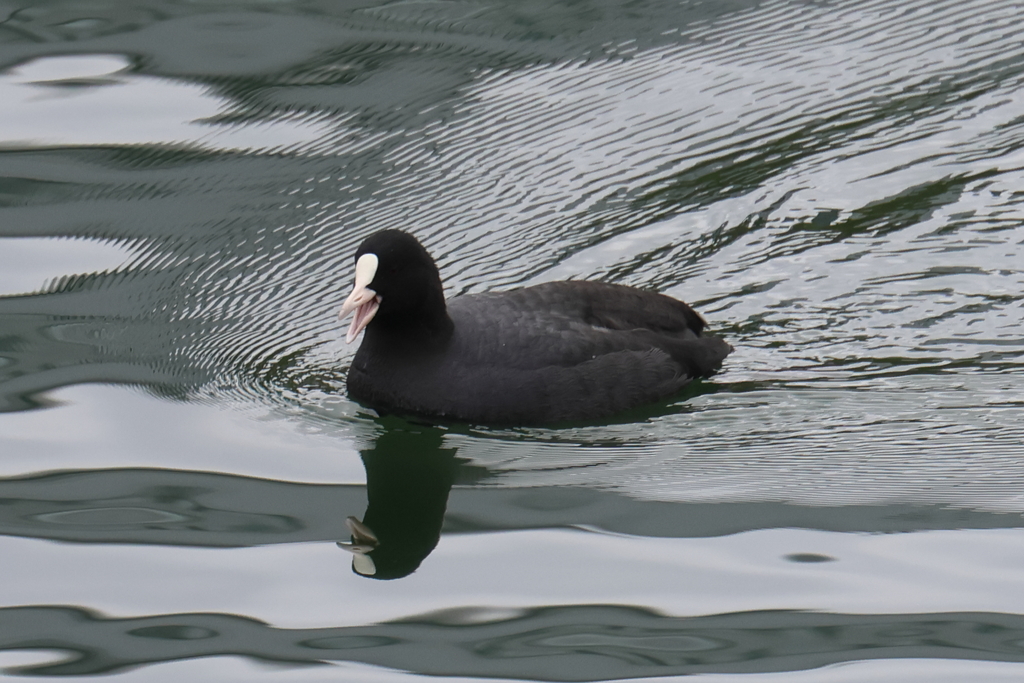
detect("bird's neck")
(367, 296), (454, 356)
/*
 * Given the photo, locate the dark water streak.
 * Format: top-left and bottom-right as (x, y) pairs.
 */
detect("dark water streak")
(2, 465), (1023, 549)
(5, 604), (1024, 679)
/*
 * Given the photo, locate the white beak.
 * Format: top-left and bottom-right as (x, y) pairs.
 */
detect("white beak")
(339, 253), (381, 344)
(336, 515), (379, 576)
(338, 515), (379, 552)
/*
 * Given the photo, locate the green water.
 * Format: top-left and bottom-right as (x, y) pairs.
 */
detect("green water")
(2, 0), (1024, 680)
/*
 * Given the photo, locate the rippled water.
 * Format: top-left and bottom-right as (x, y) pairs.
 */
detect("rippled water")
(2, 0), (1024, 680)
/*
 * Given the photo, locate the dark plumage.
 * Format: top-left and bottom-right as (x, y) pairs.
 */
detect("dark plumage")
(340, 230), (731, 426)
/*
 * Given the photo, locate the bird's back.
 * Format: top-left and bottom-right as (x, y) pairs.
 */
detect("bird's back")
(348, 281), (731, 425)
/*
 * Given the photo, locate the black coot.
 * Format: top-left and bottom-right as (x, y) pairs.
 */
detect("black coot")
(340, 230), (731, 425)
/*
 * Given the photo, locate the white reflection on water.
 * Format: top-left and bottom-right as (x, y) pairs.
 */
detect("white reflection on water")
(698, 660), (1024, 683)
(0, 385), (366, 484)
(0, 237), (135, 297)
(0, 54), (332, 152)
(3, 527), (1024, 628)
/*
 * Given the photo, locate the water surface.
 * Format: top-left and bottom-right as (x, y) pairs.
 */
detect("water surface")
(2, 0), (1024, 680)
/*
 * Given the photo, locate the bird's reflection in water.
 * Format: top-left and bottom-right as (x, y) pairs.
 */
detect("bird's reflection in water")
(338, 419), (467, 580)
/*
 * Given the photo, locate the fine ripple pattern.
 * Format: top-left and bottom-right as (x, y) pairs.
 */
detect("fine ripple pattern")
(1, 0), (1023, 514)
